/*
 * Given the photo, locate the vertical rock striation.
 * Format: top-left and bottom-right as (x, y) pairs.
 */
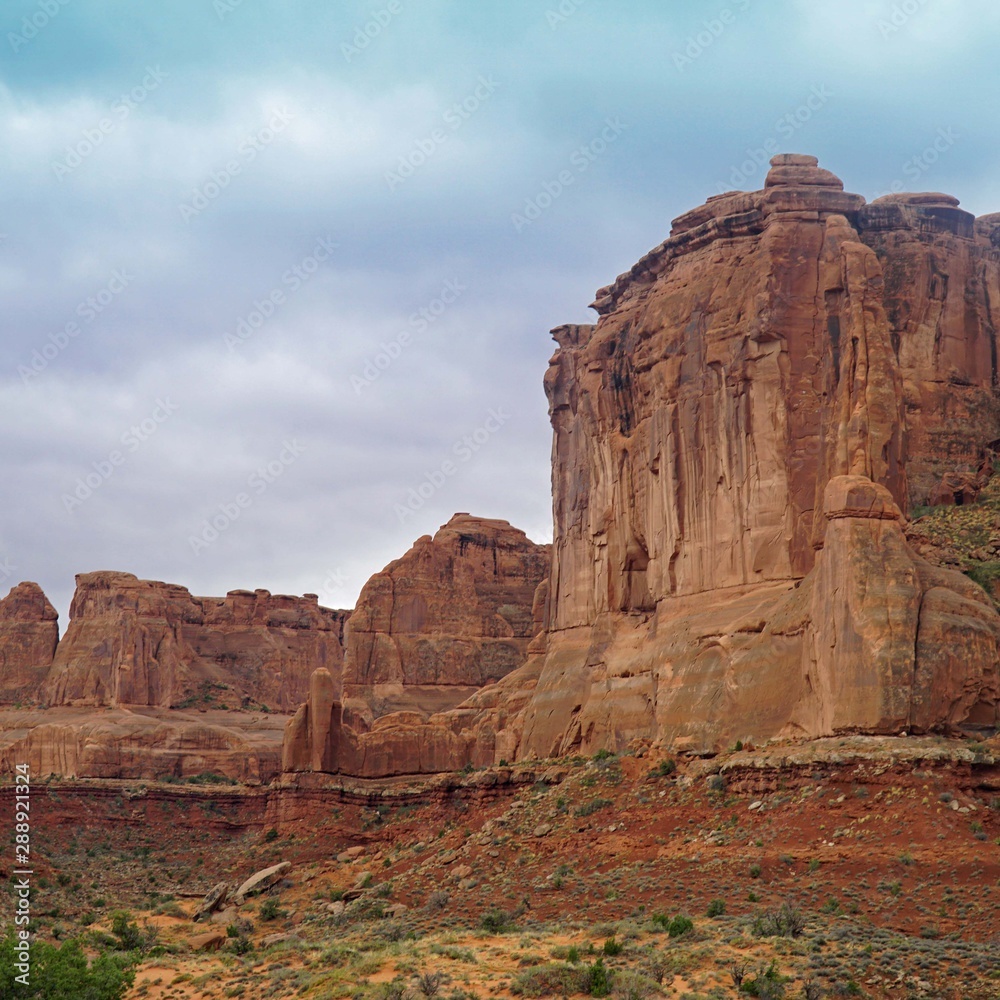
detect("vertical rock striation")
(342, 514), (549, 724)
(0, 582), (59, 702)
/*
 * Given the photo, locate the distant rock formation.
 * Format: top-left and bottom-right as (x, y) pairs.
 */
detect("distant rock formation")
(34, 571), (349, 712)
(342, 514), (549, 725)
(0, 583), (59, 703)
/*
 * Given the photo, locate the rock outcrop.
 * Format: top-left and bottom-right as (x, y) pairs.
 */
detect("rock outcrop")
(282, 668), (476, 777)
(282, 154), (1000, 777)
(342, 515), (549, 724)
(40, 572), (349, 712)
(0, 583), (59, 703)
(0, 706), (285, 783)
(506, 156), (1000, 756)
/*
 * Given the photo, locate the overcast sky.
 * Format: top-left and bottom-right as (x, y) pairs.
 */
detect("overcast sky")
(2, 0), (999, 625)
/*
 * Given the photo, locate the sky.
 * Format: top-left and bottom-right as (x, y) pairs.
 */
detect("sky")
(2, 0), (999, 625)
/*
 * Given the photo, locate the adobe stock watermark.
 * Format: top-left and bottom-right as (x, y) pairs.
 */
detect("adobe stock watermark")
(179, 107), (295, 222)
(511, 118), (627, 232)
(546, 0), (587, 29)
(395, 407), (510, 523)
(0, 556), (16, 586)
(873, 127), (959, 199)
(52, 66), (168, 180)
(214, 0), (248, 20)
(189, 440), (306, 554)
(316, 567), (349, 606)
(224, 236), (337, 352)
(713, 85), (833, 193)
(16, 268), (134, 385)
(12, 763), (32, 986)
(385, 75), (499, 191)
(61, 398), (179, 513)
(673, 0), (751, 72)
(350, 278), (465, 393)
(341, 0), (403, 61)
(877, 0), (932, 39)
(8, 0), (72, 54)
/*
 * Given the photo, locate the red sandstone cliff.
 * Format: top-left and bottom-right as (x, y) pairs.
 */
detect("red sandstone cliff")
(0, 582), (59, 703)
(342, 514), (550, 725)
(283, 154), (1000, 778)
(40, 572), (349, 712)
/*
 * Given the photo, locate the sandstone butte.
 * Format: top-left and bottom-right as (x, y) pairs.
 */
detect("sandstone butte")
(3, 154), (1000, 785)
(283, 154), (1000, 779)
(0, 516), (549, 781)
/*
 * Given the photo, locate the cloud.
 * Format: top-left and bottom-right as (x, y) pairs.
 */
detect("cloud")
(1, 0), (998, 625)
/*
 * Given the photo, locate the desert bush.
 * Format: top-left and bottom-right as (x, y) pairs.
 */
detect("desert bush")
(480, 908), (514, 934)
(512, 964), (589, 997)
(752, 903), (804, 939)
(575, 797), (614, 817)
(0, 932), (135, 999)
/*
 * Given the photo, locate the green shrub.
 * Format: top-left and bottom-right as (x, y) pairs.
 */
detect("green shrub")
(749, 864), (762, 879)
(648, 759), (676, 778)
(0, 932), (134, 999)
(741, 960), (788, 998)
(707, 899), (726, 917)
(602, 936), (622, 956)
(574, 797), (614, 817)
(258, 899), (285, 922)
(512, 964), (589, 997)
(480, 908), (514, 934)
(587, 958), (611, 997)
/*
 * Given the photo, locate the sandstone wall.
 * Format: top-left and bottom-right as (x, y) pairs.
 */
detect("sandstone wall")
(342, 514), (549, 723)
(40, 572), (349, 711)
(283, 155), (1000, 776)
(0, 583), (59, 703)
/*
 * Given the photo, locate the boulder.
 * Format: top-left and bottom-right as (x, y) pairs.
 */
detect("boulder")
(190, 930), (226, 951)
(193, 882), (229, 922)
(233, 862), (291, 904)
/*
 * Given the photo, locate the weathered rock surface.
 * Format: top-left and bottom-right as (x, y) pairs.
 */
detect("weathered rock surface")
(233, 861), (291, 903)
(0, 583), (59, 703)
(282, 155), (1000, 777)
(282, 668), (476, 776)
(193, 882), (229, 922)
(342, 514), (549, 723)
(40, 572), (349, 712)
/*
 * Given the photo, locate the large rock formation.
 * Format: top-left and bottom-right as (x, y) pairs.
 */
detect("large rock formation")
(282, 154), (1000, 778)
(512, 156), (1000, 755)
(342, 514), (549, 724)
(40, 572), (349, 712)
(0, 583), (59, 703)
